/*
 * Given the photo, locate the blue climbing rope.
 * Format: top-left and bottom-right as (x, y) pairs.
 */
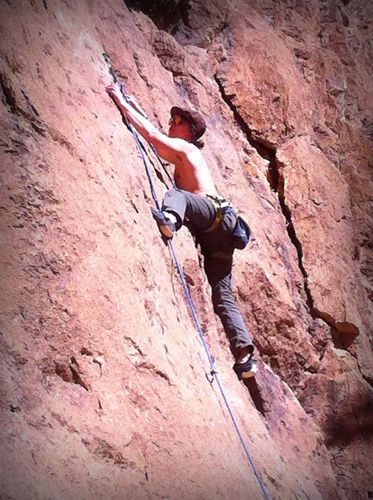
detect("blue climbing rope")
(118, 90), (271, 500)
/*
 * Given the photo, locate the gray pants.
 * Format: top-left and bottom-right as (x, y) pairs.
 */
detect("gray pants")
(163, 188), (254, 359)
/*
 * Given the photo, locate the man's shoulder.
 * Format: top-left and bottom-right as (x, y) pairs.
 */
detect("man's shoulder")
(170, 137), (198, 151)
(169, 138), (203, 162)
(183, 140), (204, 157)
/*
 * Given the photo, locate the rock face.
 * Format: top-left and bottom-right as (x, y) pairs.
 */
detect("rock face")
(0, 1), (372, 499)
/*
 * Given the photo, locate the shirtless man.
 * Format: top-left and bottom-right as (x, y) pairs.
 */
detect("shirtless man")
(106, 82), (256, 379)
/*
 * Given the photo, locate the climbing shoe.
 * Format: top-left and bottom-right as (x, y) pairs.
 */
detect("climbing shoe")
(233, 356), (257, 380)
(151, 208), (176, 239)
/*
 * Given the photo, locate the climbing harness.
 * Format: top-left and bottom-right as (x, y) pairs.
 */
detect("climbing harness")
(202, 194), (234, 233)
(105, 62), (270, 499)
(201, 194), (251, 250)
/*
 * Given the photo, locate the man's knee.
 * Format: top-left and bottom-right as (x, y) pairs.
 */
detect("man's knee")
(162, 189), (186, 225)
(164, 187), (182, 201)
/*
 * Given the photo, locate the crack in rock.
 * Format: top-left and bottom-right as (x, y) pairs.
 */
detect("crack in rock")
(124, 0), (186, 33)
(81, 436), (136, 469)
(214, 73), (314, 310)
(54, 357), (90, 391)
(214, 73), (360, 346)
(136, 360), (172, 385)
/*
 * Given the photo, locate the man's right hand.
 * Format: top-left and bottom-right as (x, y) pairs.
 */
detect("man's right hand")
(106, 83), (123, 104)
(106, 84), (147, 118)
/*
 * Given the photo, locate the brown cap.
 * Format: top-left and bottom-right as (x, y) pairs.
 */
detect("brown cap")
(170, 106), (206, 142)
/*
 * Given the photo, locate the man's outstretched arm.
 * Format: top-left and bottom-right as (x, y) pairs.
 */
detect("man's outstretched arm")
(106, 83), (190, 163)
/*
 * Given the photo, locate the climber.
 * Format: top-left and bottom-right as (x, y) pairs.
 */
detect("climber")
(106, 82), (256, 380)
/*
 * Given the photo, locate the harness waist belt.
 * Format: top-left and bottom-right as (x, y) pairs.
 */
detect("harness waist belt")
(202, 194), (235, 233)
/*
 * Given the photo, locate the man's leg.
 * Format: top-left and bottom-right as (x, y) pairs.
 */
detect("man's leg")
(203, 253), (254, 360)
(162, 188), (215, 231)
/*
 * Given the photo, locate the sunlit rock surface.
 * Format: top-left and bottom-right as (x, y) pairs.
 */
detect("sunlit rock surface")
(0, 1), (372, 499)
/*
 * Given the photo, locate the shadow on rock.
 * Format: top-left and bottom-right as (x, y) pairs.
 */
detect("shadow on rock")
(324, 399), (373, 447)
(243, 377), (268, 417)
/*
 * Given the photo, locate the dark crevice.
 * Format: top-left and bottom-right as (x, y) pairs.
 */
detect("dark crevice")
(318, 342), (328, 363)
(276, 160), (315, 314)
(363, 374), (373, 388)
(124, 0), (186, 33)
(324, 399), (373, 447)
(214, 73), (315, 316)
(54, 358), (90, 391)
(214, 74), (362, 353)
(21, 90), (40, 116)
(69, 357), (90, 391)
(0, 73), (17, 113)
(328, 318), (360, 348)
(244, 378), (268, 417)
(103, 53), (119, 84)
(1, 72), (46, 135)
(314, 309), (360, 354)
(215, 76), (276, 162)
